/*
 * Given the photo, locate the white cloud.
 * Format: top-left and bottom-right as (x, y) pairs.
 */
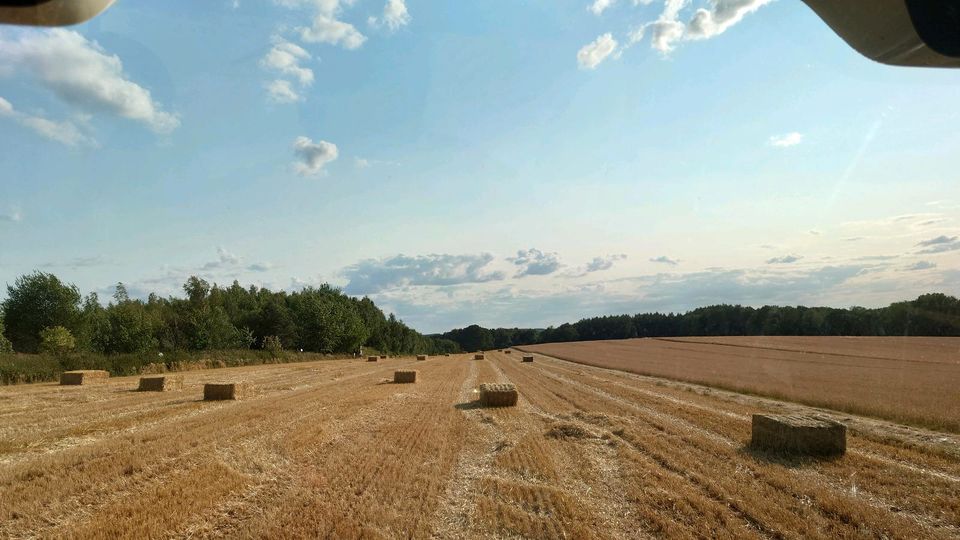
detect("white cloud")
(299, 16), (366, 49)
(355, 157), (371, 168)
(577, 33), (618, 69)
(369, 0), (410, 31)
(590, 0), (616, 16)
(509, 248), (563, 277)
(686, 0), (772, 41)
(293, 135), (339, 175)
(769, 131), (803, 147)
(628, 0), (770, 55)
(265, 79), (302, 103)
(903, 261), (936, 272)
(0, 30), (179, 133)
(0, 96), (95, 147)
(261, 37), (314, 86)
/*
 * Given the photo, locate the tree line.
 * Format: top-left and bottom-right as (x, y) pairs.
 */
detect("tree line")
(435, 293), (960, 351)
(0, 271), (459, 356)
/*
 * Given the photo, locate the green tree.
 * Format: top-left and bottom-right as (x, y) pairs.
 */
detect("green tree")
(0, 318), (13, 353)
(39, 326), (76, 355)
(2, 272), (81, 352)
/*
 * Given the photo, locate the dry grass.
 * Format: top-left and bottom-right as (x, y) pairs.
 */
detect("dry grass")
(521, 337), (960, 432)
(0, 350), (957, 538)
(59, 370), (109, 385)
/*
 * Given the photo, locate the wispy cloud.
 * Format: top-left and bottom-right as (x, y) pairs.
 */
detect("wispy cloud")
(577, 33), (618, 69)
(0, 96), (95, 147)
(627, 0), (772, 56)
(260, 36), (314, 103)
(342, 253), (505, 294)
(916, 235), (960, 254)
(903, 261), (936, 272)
(766, 255), (801, 264)
(649, 255), (679, 266)
(769, 131), (803, 148)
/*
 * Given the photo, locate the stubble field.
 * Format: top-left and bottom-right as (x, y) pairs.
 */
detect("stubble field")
(522, 336), (960, 432)
(1, 345), (959, 538)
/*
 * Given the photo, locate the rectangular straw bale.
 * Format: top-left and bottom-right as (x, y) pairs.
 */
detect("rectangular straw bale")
(474, 353), (485, 360)
(479, 382), (518, 407)
(368, 356), (379, 362)
(751, 414), (846, 456)
(60, 370), (110, 385)
(138, 374), (184, 392)
(203, 382), (248, 401)
(380, 355), (387, 359)
(522, 355), (534, 362)
(504, 350), (512, 354)
(394, 370), (418, 383)
(416, 354), (428, 361)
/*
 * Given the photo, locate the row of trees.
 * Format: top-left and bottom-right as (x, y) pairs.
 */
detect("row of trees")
(436, 293), (960, 350)
(0, 272), (459, 356)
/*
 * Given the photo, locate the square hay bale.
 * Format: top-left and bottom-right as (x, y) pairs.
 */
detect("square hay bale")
(380, 354), (387, 359)
(444, 353), (451, 357)
(416, 354), (428, 361)
(203, 382), (248, 401)
(367, 356), (379, 362)
(751, 414), (846, 456)
(474, 353), (485, 360)
(479, 383), (518, 407)
(138, 375), (183, 392)
(394, 370), (418, 383)
(59, 370), (110, 385)
(522, 355), (534, 363)
(505, 350), (512, 354)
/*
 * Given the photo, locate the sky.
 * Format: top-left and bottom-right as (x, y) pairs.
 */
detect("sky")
(1, 0), (958, 334)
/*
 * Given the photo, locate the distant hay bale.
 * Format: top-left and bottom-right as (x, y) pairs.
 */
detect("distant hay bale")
(380, 354), (387, 359)
(60, 370), (110, 385)
(444, 353), (451, 357)
(522, 355), (534, 363)
(751, 414), (846, 456)
(367, 356), (379, 362)
(203, 382), (248, 401)
(394, 370), (418, 383)
(416, 354), (428, 361)
(479, 383), (518, 407)
(504, 350), (512, 354)
(474, 353), (485, 360)
(138, 375), (183, 392)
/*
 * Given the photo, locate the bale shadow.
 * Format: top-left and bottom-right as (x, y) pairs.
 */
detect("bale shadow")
(454, 400), (484, 411)
(739, 444), (844, 468)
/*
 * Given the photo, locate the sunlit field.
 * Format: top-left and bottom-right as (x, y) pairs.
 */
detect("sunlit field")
(1, 349), (958, 538)
(523, 336), (960, 433)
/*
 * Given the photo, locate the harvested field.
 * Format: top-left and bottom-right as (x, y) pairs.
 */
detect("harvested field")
(1, 350), (958, 538)
(521, 337), (960, 432)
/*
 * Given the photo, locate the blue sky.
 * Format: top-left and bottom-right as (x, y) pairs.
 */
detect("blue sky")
(1, 0), (958, 333)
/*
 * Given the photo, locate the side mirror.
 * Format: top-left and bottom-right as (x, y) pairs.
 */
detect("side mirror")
(802, 0), (960, 68)
(0, 0), (116, 27)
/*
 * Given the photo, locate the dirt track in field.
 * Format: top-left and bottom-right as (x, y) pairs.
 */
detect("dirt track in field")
(521, 337), (960, 433)
(1, 349), (959, 538)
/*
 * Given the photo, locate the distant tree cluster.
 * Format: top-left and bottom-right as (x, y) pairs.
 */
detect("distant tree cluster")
(0, 271), (458, 356)
(437, 293), (960, 350)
